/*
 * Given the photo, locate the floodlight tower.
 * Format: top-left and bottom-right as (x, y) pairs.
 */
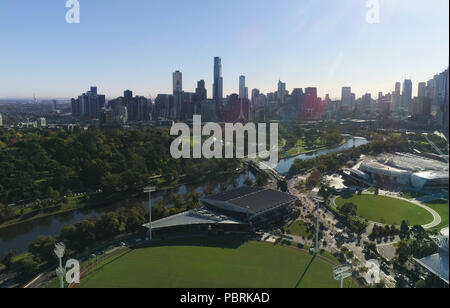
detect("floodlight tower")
(313, 196), (324, 254)
(54, 242), (66, 289)
(333, 264), (352, 289)
(144, 186), (156, 241)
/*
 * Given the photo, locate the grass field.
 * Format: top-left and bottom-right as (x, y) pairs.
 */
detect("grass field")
(335, 194), (434, 226)
(78, 238), (356, 288)
(285, 220), (314, 239)
(424, 200), (449, 231)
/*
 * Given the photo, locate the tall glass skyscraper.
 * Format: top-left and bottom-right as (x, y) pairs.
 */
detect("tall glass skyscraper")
(402, 79), (413, 111)
(213, 57), (223, 105)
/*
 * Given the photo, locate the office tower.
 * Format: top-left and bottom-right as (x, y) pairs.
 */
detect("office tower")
(213, 57), (223, 106)
(155, 94), (172, 119)
(251, 88), (260, 105)
(193, 80), (207, 115)
(341, 87), (352, 110)
(391, 82), (402, 112)
(418, 82), (426, 98)
(124, 89), (133, 100)
(200, 99), (217, 122)
(239, 75), (248, 99)
(291, 88), (304, 112)
(173, 71), (183, 93)
(173, 70), (183, 119)
(402, 79), (413, 111)
(277, 80), (286, 104)
(71, 87), (105, 120)
(0, 113), (3, 127)
(182, 92), (194, 120)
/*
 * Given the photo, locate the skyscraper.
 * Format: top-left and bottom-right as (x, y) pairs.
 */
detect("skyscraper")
(418, 82), (426, 98)
(402, 79), (413, 111)
(213, 57), (223, 106)
(173, 70), (183, 119)
(239, 75), (247, 99)
(0, 113), (3, 127)
(341, 87), (352, 110)
(277, 80), (286, 104)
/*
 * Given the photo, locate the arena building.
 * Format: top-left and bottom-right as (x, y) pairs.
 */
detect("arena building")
(144, 187), (298, 236)
(202, 186), (297, 230)
(350, 153), (448, 192)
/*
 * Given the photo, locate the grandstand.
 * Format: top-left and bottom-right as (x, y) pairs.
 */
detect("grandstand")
(202, 187), (297, 230)
(143, 187), (298, 235)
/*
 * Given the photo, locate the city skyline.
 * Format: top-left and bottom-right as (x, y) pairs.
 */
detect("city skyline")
(0, 0), (449, 99)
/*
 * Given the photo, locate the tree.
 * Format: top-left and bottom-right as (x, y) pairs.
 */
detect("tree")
(17, 258), (40, 282)
(28, 236), (56, 265)
(1, 250), (17, 268)
(396, 241), (410, 264)
(96, 212), (121, 241)
(400, 220), (410, 240)
(306, 169), (321, 187)
(277, 180), (288, 192)
(339, 203), (358, 218)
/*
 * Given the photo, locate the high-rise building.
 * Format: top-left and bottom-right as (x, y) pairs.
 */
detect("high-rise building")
(418, 82), (427, 98)
(239, 75), (248, 99)
(402, 79), (413, 111)
(124, 89), (133, 100)
(71, 87), (106, 119)
(0, 113), (3, 127)
(194, 80), (207, 115)
(213, 57), (223, 106)
(291, 88), (304, 112)
(277, 80), (286, 104)
(391, 82), (402, 112)
(173, 70), (183, 119)
(155, 94), (172, 119)
(341, 87), (352, 110)
(173, 71), (183, 93)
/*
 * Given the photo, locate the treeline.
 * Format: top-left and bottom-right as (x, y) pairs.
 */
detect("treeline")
(0, 127), (240, 205)
(1, 204), (146, 282)
(289, 133), (409, 175)
(1, 189), (206, 283)
(280, 122), (345, 150)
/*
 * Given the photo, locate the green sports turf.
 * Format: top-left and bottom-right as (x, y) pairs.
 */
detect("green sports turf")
(78, 240), (356, 288)
(286, 220), (313, 238)
(335, 195), (434, 226)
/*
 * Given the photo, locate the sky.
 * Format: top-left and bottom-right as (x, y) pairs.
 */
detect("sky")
(0, 0), (448, 100)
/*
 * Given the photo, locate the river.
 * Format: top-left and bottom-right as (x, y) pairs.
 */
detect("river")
(0, 136), (368, 258)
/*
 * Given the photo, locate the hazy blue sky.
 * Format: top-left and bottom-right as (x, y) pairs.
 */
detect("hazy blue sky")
(0, 0), (448, 99)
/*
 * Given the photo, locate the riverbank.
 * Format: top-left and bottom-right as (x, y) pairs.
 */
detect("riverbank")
(0, 168), (245, 231)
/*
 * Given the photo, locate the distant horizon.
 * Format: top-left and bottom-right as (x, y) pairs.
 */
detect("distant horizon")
(0, 0), (448, 99)
(0, 64), (448, 102)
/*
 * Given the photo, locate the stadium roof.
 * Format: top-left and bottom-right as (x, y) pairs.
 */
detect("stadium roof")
(203, 187), (297, 214)
(415, 253), (449, 285)
(143, 207), (243, 230)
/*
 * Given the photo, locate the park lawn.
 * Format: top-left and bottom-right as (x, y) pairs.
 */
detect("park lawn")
(424, 200), (449, 231)
(335, 195), (433, 226)
(78, 240), (355, 288)
(286, 220), (313, 239)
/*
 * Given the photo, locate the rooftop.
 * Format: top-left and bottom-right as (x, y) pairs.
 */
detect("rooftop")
(204, 187), (297, 214)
